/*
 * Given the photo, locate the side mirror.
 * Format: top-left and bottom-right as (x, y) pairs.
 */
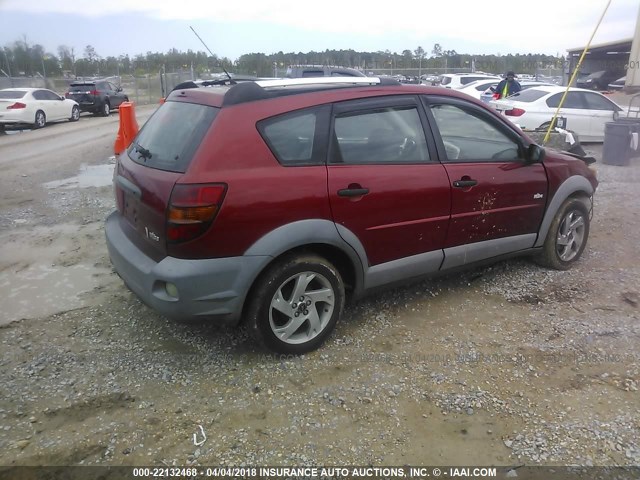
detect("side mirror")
(117, 86), (123, 92)
(527, 143), (545, 163)
(489, 87), (496, 92)
(613, 110), (620, 121)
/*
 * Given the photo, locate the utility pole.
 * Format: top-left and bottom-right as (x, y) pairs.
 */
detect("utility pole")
(2, 48), (12, 86)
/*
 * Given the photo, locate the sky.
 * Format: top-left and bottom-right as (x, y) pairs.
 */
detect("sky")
(0, 0), (638, 61)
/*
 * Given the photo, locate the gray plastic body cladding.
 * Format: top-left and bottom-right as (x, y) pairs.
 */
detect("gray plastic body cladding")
(534, 175), (594, 248)
(105, 212), (271, 325)
(244, 219), (366, 295)
(441, 234), (537, 270)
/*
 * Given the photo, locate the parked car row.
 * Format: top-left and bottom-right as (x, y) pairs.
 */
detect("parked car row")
(0, 80), (129, 130)
(443, 73), (625, 142)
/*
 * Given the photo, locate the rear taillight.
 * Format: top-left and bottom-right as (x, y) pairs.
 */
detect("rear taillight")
(166, 183), (226, 243)
(7, 102), (26, 110)
(505, 108), (526, 117)
(90, 90), (99, 96)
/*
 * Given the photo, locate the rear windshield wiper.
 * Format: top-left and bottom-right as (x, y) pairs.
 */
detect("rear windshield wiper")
(132, 142), (152, 161)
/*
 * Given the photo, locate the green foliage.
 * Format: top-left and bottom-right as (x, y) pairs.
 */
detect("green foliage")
(0, 38), (564, 78)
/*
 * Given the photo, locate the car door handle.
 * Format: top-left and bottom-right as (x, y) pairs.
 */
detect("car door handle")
(338, 187), (369, 197)
(452, 179), (478, 188)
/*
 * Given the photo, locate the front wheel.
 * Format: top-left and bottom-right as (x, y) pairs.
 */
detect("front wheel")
(536, 197), (590, 270)
(246, 254), (345, 354)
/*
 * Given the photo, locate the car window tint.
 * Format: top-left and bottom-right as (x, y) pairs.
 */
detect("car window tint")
(32, 90), (46, 100)
(547, 92), (584, 109)
(333, 107), (430, 164)
(563, 92), (585, 109)
(584, 93), (618, 111)
(461, 77), (486, 85)
(301, 71), (324, 77)
(43, 90), (59, 100)
(429, 103), (520, 162)
(476, 82), (497, 91)
(69, 83), (94, 92)
(260, 109), (318, 164)
(0, 90), (26, 99)
(506, 89), (548, 102)
(127, 101), (218, 173)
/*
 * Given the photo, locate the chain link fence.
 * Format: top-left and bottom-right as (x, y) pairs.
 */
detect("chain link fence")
(0, 73), (190, 105)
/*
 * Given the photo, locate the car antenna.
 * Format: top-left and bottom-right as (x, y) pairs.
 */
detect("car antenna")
(189, 26), (232, 83)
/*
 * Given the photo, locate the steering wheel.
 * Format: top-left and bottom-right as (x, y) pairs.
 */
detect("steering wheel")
(399, 137), (417, 159)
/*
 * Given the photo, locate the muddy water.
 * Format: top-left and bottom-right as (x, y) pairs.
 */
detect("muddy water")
(0, 223), (113, 326)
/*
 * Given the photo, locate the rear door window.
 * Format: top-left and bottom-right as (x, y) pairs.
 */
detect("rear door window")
(547, 92), (585, 109)
(127, 101), (218, 173)
(331, 103), (431, 164)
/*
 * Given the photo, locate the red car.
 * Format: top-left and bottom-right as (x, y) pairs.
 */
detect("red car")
(105, 77), (598, 353)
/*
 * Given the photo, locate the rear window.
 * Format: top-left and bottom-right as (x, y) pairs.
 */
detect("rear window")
(506, 89), (549, 102)
(69, 83), (95, 92)
(0, 91), (26, 99)
(127, 101), (218, 173)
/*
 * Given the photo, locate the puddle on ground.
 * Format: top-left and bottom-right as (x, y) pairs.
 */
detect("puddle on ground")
(1, 263), (102, 325)
(0, 223), (113, 326)
(44, 163), (115, 189)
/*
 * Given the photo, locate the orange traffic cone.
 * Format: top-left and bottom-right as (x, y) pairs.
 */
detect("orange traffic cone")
(114, 102), (140, 155)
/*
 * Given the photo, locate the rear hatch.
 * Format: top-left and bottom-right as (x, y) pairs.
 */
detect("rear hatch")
(114, 100), (219, 259)
(66, 82), (97, 104)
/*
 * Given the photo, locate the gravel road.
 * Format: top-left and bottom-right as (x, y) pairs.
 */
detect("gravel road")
(0, 111), (638, 469)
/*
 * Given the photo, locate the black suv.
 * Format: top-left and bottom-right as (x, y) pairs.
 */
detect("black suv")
(286, 65), (366, 78)
(65, 80), (128, 116)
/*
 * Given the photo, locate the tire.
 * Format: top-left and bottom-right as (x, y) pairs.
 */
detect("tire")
(536, 197), (590, 270)
(246, 254), (345, 354)
(70, 105), (80, 122)
(101, 101), (111, 117)
(33, 110), (46, 129)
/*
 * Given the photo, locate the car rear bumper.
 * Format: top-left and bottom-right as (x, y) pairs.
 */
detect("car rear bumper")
(105, 211), (271, 325)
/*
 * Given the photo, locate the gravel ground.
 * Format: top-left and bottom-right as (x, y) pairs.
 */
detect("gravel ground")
(0, 129), (638, 468)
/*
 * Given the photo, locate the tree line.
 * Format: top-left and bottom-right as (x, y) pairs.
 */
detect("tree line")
(0, 38), (563, 79)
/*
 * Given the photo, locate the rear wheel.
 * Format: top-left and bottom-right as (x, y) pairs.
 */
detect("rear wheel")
(246, 254), (345, 354)
(536, 197), (590, 270)
(70, 105), (80, 122)
(34, 110), (46, 129)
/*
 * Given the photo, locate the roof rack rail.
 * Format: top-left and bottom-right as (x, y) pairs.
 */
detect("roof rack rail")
(222, 76), (400, 107)
(255, 77), (382, 88)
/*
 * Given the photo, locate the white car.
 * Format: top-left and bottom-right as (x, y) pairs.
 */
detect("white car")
(438, 73), (500, 89)
(0, 88), (80, 130)
(479, 80), (556, 103)
(456, 79), (504, 100)
(489, 85), (623, 142)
